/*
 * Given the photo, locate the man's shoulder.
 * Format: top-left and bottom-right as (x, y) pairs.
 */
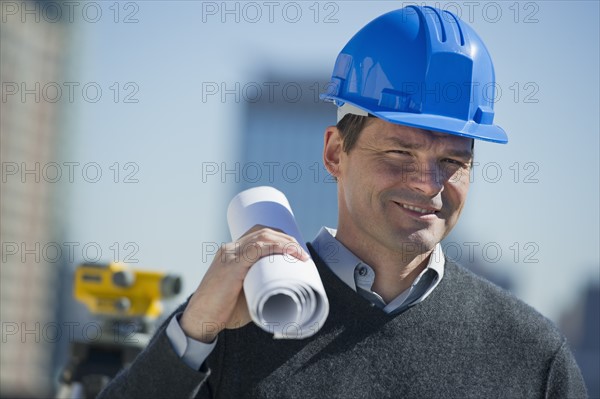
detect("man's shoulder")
(440, 259), (565, 350)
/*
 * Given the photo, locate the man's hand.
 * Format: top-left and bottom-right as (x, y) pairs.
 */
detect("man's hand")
(179, 225), (309, 343)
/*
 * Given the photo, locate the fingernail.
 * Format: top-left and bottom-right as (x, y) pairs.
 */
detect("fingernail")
(301, 249), (310, 261)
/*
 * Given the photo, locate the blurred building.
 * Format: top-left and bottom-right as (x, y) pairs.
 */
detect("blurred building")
(240, 75), (337, 241)
(1, 2), (71, 397)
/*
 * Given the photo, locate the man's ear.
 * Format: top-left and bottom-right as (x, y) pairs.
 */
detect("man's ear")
(323, 126), (343, 179)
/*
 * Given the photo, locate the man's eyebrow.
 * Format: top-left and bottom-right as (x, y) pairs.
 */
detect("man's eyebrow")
(382, 137), (423, 150)
(445, 149), (474, 160)
(382, 137), (473, 160)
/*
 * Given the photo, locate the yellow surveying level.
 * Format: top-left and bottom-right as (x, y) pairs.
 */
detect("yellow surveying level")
(74, 262), (181, 319)
(58, 263), (182, 399)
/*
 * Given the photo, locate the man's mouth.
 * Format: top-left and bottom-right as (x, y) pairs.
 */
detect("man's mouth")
(394, 201), (439, 216)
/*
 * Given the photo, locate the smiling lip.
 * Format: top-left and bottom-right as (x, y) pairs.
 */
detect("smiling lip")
(393, 201), (440, 217)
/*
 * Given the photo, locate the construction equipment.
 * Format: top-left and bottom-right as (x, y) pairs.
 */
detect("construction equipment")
(57, 263), (181, 399)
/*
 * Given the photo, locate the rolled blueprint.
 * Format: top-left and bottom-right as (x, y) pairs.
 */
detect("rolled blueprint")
(227, 186), (329, 339)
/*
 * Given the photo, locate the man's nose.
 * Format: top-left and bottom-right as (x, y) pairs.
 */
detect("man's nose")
(404, 163), (444, 197)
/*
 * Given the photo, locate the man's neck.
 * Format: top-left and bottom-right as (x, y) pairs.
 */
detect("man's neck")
(334, 229), (434, 303)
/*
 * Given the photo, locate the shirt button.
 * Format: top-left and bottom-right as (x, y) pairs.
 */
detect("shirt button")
(358, 266), (368, 276)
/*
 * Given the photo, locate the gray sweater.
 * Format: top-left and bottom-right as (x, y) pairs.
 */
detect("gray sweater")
(99, 247), (587, 398)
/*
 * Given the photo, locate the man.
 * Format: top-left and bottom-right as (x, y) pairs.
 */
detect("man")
(99, 6), (587, 398)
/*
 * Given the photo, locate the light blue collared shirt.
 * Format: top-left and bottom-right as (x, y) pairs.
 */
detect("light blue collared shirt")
(310, 227), (444, 313)
(167, 226), (445, 369)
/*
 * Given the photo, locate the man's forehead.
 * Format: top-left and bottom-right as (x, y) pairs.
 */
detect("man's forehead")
(361, 119), (472, 150)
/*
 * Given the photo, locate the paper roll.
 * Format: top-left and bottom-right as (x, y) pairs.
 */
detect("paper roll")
(227, 186), (329, 339)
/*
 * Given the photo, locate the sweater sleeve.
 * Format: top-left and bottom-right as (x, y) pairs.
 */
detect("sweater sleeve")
(545, 339), (588, 399)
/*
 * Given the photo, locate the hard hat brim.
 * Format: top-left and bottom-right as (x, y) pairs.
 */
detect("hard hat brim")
(375, 111), (508, 144)
(324, 97), (508, 144)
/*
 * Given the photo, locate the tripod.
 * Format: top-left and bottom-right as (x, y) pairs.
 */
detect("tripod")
(56, 320), (151, 399)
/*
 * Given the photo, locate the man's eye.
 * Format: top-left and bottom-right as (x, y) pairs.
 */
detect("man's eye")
(443, 158), (461, 165)
(386, 150), (410, 156)
(442, 158), (469, 167)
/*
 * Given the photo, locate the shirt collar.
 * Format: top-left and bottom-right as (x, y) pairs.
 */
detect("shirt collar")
(310, 226), (445, 291)
(311, 227), (360, 290)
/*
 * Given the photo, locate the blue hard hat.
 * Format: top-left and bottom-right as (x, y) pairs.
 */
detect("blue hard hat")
(321, 6), (508, 144)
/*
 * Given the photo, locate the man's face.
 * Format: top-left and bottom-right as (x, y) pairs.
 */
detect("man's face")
(325, 118), (473, 258)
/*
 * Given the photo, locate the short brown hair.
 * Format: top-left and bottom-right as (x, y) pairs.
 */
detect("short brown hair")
(336, 114), (371, 153)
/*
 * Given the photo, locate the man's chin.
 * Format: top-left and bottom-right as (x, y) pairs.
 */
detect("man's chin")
(397, 230), (440, 255)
